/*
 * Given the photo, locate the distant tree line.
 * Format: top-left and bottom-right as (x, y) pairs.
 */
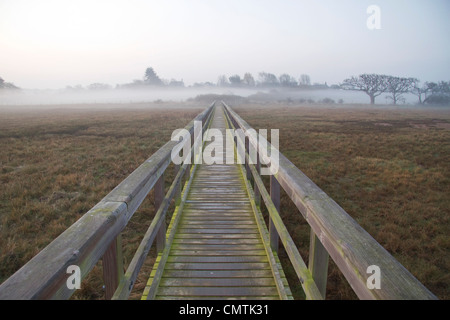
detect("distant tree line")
(4, 68), (449, 106)
(341, 73), (450, 105)
(117, 67), (184, 89)
(215, 72), (319, 89)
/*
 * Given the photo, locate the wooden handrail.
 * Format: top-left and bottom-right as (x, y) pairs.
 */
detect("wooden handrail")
(222, 101), (437, 300)
(112, 107), (215, 300)
(0, 102), (215, 300)
(223, 106), (322, 299)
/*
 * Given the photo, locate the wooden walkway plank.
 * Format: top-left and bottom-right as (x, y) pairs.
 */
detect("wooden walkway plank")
(142, 105), (292, 300)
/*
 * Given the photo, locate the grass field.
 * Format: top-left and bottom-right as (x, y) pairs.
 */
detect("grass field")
(0, 101), (448, 299)
(234, 103), (449, 300)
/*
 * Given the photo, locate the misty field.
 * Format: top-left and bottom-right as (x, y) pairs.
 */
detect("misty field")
(234, 103), (450, 300)
(0, 102), (449, 300)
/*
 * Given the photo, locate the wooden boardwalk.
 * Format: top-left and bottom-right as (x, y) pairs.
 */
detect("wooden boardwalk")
(142, 106), (292, 300)
(0, 101), (437, 300)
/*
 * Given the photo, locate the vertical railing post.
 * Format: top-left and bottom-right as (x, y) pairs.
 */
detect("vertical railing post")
(102, 234), (124, 300)
(254, 155), (261, 207)
(269, 175), (280, 254)
(245, 137), (251, 181)
(308, 230), (329, 299)
(174, 164), (181, 206)
(155, 173), (165, 253)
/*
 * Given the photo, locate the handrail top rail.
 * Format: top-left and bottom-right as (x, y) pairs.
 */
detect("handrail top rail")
(0, 102), (216, 300)
(222, 101), (437, 300)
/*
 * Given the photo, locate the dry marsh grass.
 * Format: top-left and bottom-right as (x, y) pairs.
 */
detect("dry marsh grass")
(233, 103), (449, 300)
(0, 102), (448, 300)
(0, 104), (203, 299)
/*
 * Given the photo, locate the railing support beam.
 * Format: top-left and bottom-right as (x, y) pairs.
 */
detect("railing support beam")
(155, 173), (165, 253)
(254, 157), (261, 207)
(102, 234), (124, 300)
(269, 175), (280, 254)
(308, 231), (329, 299)
(174, 164), (181, 206)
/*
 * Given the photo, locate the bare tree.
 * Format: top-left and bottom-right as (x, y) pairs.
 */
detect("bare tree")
(258, 72), (278, 87)
(410, 79), (431, 105)
(423, 81), (450, 105)
(242, 73), (255, 87)
(341, 74), (388, 104)
(385, 76), (415, 105)
(300, 74), (311, 86)
(217, 75), (229, 87)
(279, 74), (298, 87)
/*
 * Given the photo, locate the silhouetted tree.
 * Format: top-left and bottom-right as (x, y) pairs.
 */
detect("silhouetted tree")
(341, 74), (388, 104)
(279, 74), (298, 87)
(144, 67), (163, 86)
(242, 73), (255, 87)
(423, 81), (450, 105)
(385, 76), (415, 105)
(217, 75), (229, 87)
(0, 76), (19, 90)
(228, 75), (242, 86)
(300, 74), (311, 86)
(258, 72), (278, 87)
(410, 80), (431, 105)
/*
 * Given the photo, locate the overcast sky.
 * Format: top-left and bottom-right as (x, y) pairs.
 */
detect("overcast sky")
(1, 0), (449, 89)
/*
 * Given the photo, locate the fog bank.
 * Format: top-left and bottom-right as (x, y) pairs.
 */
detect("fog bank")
(0, 87), (421, 108)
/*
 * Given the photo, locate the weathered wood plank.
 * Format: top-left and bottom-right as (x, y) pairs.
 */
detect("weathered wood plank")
(156, 286), (279, 297)
(171, 244), (265, 251)
(177, 224), (258, 229)
(176, 228), (259, 234)
(172, 239), (261, 245)
(309, 230), (329, 299)
(160, 278), (275, 287)
(102, 235), (124, 300)
(269, 175), (280, 254)
(170, 250), (268, 256)
(156, 295), (279, 300)
(180, 220), (255, 225)
(174, 233), (261, 239)
(162, 270), (274, 278)
(155, 173), (165, 253)
(167, 256), (268, 263)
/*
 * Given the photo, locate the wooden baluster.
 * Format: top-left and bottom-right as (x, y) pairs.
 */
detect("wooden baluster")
(102, 234), (124, 300)
(174, 164), (181, 206)
(269, 175), (280, 254)
(245, 137), (251, 181)
(308, 230), (329, 299)
(155, 173), (165, 253)
(254, 155), (261, 207)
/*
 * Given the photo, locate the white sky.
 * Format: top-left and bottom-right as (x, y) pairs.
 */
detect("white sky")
(0, 0), (449, 89)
